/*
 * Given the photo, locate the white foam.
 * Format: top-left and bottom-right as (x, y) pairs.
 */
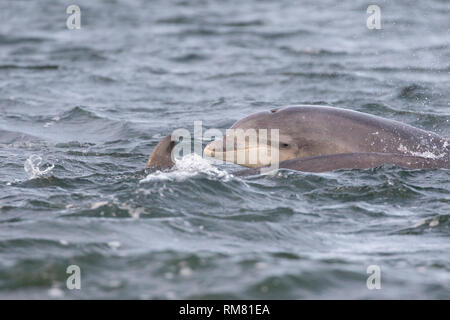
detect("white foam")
(24, 155), (54, 179)
(108, 241), (121, 249)
(90, 201), (108, 210)
(47, 286), (64, 298)
(397, 143), (447, 160)
(43, 116), (61, 128)
(140, 153), (231, 183)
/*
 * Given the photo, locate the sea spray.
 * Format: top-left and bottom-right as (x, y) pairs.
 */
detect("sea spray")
(140, 153), (231, 183)
(24, 154), (54, 179)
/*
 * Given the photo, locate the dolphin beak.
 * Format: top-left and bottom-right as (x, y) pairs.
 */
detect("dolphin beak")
(204, 138), (274, 167)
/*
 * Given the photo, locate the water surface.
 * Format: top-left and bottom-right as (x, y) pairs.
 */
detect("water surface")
(0, 0), (449, 299)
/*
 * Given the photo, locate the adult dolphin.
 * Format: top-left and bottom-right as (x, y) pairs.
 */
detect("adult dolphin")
(203, 105), (450, 170)
(147, 105), (450, 173)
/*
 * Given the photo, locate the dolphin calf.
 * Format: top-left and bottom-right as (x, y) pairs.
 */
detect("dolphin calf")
(147, 105), (450, 174)
(146, 135), (175, 169)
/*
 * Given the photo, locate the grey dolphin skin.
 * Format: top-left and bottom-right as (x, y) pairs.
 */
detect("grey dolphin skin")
(147, 105), (450, 174)
(233, 152), (450, 176)
(146, 135), (175, 169)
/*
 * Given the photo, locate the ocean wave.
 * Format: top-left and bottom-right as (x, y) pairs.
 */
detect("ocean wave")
(0, 64), (59, 70)
(0, 34), (49, 45)
(0, 129), (43, 145)
(394, 214), (450, 235)
(140, 154), (231, 183)
(398, 84), (432, 101)
(58, 106), (103, 122)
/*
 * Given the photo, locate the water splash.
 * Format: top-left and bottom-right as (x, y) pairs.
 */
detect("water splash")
(24, 155), (54, 179)
(140, 153), (231, 183)
(397, 142), (448, 159)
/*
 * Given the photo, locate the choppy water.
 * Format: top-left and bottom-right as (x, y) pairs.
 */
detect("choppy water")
(0, 0), (449, 299)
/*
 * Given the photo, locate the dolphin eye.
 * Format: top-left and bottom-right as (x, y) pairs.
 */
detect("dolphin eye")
(281, 143), (289, 148)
